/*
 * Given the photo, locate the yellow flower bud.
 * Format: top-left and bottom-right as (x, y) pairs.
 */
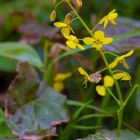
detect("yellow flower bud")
(76, 0), (82, 7)
(51, 0), (56, 4)
(50, 10), (56, 21)
(64, 13), (72, 24)
(53, 82), (64, 92)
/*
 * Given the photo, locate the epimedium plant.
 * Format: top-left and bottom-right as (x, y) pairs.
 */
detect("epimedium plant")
(0, 0), (140, 140)
(50, 0), (140, 139)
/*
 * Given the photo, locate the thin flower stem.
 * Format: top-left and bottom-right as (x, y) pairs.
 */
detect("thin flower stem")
(91, 23), (100, 32)
(65, 0), (93, 36)
(99, 67), (107, 73)
(117, 107), (124, 136)
(106, 87), (120, 105)
(54, 0), (64, 10)
(70, 17), (79, 23)
(124, 84), (139, 107)
(104, 51), (119, 57)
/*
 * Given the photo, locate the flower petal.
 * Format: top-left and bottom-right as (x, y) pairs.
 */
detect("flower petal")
(103, 19), (108, 29)
(94, 31), (104, 40)
(108, 13), (118, 20)
(110, 9), (116, 13)
(77, 44), (85, 50)
(113, 72), (131, 81)
(61, 27), (70, 36)
(94, 44), (102, 50)
(99, 16), (106, 24)
(122, 60), (129, 69)
(54, 73), (71, 81)
(124, 50), (134, 57)
(83, 37), (94, 45)
(53, 82), (64, 92)
(109, 61), (118, 69)
(54, 22), (67, 27)
(78, 67), (88, 77)
(96, 85), (106, 96)
(104, 75), (114, 87)
(103, 37), (113, 45)
(66, 41), (77, 49)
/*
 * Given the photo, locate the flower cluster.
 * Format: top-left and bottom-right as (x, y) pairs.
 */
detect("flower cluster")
(52, 1), (133, 97)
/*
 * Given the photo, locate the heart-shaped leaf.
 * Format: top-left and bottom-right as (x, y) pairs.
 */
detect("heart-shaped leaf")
(5, 62), (68, 139)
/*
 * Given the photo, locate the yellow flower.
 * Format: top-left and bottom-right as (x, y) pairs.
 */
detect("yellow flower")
(96, 85), (106, 96)
(53, 73), (71, 92)
(54, 22), (73, 36)
(99, 9), (118, 28)
(78, 67), (102, 87)
(109, 50), (134, 69)
(96, 75), (114, 96)
(113, 72), (131, 81)
(78, 67), (92, 87)
(53, 82), (64, 92)
(65, 35), (85, 50)
(54, 15), (74, 36)
(54, 73), (71, 81)
(104, 75), (114, 87)
(83, 31), (113, 50)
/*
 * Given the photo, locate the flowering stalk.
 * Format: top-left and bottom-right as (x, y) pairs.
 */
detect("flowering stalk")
(65, 0), (124, 136)
(52, 0), (137, 137)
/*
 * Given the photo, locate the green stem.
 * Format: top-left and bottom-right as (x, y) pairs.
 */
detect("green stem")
(65, 0), (124, 136)
(54, 0), (64, 10)
(99, 49), (123, 103)
(99, 67), (107, 73)
(99, 38), (123, 138)
(117, 107), (124, 136)
(124, 84), (139, 107)
(91, 22), (100, 32)
(106, 87), (120, 105)
(66, 0), (92, 36)
(68, 100), (140, 136)
(104, 51), (119, 57)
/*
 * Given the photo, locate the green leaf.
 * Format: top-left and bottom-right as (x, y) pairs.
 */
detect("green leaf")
(0, 123), (17, 139)
(77, 129), (140, 140)
(0, 55), (17, 72)
(0, 107), (4, 125)
(0, 42), (43, 69)
(58, 100), (92, 140)
(5, 62), (68, 139)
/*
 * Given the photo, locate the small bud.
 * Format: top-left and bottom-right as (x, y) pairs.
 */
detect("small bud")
(50, 10), (56, 21)
(76, 0), (82, 7)
(64, 13), (72, 24)
(51, 0), (56, 4)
